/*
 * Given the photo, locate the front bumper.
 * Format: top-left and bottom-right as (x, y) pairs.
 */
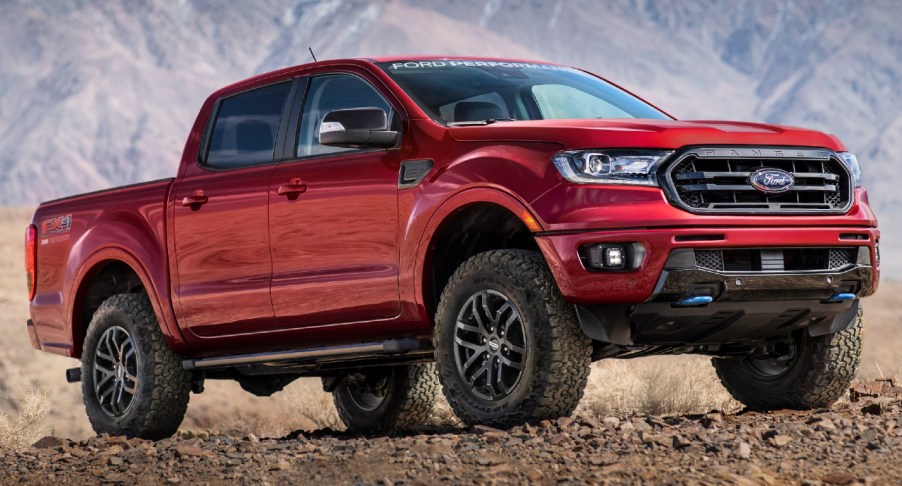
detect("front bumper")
(625, 263), (871, 345)
(536, 226), (878, 346)
(535, 226), (879, 305)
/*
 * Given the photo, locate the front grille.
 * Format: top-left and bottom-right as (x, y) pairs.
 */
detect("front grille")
(694, 248), (859, 273)
(695, 250), (725, 271)
(663, 147), (852, 214)
(827, 248), (857, 269)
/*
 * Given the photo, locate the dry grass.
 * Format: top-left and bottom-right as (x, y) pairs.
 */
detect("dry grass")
(181, 379), (344, 438)
(0, 206), (900, 438)
(858, 286), (902, 378)
(579, 356), (740, 418)
(0, 387), (50, 450)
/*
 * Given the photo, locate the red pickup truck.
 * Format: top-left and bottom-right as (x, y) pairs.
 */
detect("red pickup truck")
(26, 57), (878, 439)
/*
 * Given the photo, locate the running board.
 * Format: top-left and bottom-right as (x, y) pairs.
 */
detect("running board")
(182, 338), (433, 371)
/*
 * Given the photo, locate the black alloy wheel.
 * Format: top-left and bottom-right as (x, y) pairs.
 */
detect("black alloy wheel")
(92, 325), (140, 417)
(453, 289), (527, 400)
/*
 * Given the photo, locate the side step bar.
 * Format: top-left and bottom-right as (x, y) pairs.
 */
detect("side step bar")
(182, 338), (432, 371)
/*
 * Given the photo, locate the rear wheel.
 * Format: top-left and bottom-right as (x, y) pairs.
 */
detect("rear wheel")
(434, 250), (592, 427)
(81, 293), (192, 439)
(332, 364), (437, 434)
(713, 305), (863, 410)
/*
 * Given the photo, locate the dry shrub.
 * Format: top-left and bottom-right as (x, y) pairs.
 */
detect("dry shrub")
(429, 393), (463, 427)
(579, 355), (740, 417)
(181, 378), (344, 438)
(280, 379), (344, 431)
(0, 389), (50, 449)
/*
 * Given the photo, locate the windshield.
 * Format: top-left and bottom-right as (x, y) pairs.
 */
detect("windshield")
(377, 60), (670, 125)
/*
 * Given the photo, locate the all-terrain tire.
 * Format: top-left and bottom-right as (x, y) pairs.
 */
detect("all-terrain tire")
(712, 305), (863, 411)
(333, 364), (438, 434)
(81, 293), (192, 439)
(434, 250), (592, 427)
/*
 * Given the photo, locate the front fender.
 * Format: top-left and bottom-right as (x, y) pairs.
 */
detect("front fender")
(398, 186), (542, 325)
(394, 140), (564, 325)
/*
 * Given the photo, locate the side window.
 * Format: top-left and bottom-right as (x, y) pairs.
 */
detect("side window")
(206, 82), (292, 169)
(532, 84), (632, 119)
(297, 74), (393, 157)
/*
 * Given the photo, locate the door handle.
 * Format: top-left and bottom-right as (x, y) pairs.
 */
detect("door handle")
(181, 190), (209, 209)
(277, 178), (307, 198)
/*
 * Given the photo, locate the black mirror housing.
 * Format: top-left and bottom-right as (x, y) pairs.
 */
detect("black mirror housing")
(319, 108), (400, 148)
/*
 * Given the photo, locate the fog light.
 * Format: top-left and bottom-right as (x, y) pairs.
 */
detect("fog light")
(604, 246), (624, 268)
(582, 243), (638, 271)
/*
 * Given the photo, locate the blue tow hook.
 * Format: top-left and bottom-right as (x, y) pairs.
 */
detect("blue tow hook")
(674, 296), (714, 307)
(824, 293), (856, 303)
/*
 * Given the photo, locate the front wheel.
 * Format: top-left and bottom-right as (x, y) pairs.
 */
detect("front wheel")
(434, 250), (592, 427)
(712, 305), (863, 411)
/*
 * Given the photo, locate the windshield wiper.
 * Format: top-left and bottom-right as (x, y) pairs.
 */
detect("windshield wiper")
(446, 118), (517, 127)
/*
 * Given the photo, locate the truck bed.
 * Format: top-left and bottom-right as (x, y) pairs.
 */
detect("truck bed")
(29, 178), (174, 357)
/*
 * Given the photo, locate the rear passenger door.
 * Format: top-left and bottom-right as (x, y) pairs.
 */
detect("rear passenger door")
(172, 81), (296, 338)
(267, 72), (404, 329)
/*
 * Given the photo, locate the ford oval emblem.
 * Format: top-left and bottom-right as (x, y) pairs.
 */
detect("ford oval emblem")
(749, 168), (795, 194)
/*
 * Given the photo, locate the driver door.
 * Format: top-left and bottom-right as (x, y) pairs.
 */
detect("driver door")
(267, 73), (404, 330)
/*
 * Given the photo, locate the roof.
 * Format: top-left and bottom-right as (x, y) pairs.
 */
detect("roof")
(207, 55), (566, 101)
(362, 55), (562, 66)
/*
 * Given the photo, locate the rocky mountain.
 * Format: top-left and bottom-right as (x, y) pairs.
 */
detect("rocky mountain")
(1, 0), (899, 270)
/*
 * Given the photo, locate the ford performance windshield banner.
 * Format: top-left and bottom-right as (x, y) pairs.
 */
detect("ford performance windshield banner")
(385, 60), (577, 72)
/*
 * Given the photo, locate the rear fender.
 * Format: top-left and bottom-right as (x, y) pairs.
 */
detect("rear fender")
(66, 218), (187, 358)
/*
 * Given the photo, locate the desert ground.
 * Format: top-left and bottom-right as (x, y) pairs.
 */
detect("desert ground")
(1, 206), (900, 484)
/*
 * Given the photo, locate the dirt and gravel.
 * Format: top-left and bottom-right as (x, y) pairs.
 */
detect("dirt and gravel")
(1, 381), (899, 486)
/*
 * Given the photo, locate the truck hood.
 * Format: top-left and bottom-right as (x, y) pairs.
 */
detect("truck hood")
(446, 119), (846, 152)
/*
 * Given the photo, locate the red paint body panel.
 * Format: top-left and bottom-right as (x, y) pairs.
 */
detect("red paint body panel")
(29, 179), (185, 356)
(448, 119), (846, 152)
(26, 56), (880, 361)
(531, 186), (877, 232)
(267, 150), (402, 330)
(171, 165), (275, 337)
(537, 226), (880, 305)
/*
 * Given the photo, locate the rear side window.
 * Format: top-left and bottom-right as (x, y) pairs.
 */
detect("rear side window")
(206, 82), (292, 169)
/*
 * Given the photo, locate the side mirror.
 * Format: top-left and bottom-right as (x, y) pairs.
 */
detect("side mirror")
(319, 108), (400, 148)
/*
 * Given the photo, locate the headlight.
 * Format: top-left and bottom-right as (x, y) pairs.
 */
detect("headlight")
(838, 152), (862, 187)
(553, 150), (674, 186)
